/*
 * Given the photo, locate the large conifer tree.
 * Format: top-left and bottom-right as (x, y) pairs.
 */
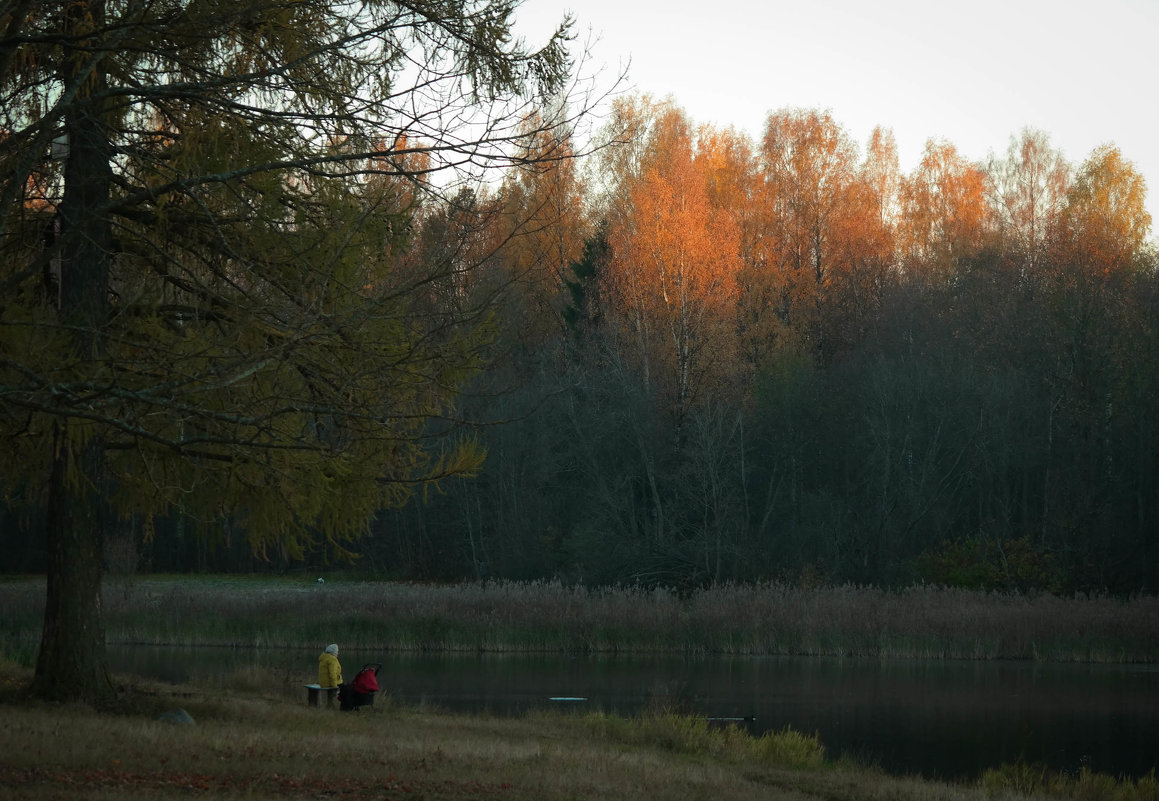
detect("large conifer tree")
(0, 0), (592, 703)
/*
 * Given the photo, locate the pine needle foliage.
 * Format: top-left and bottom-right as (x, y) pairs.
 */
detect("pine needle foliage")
(0, 0), (598, 701)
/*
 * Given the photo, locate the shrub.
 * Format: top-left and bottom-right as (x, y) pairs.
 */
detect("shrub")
(585, 712), (825, 769)
(982, 763), (1159, 801)
(917, 536), (1062, 593)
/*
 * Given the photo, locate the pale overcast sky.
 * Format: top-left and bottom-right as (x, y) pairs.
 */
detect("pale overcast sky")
(515, 0), (1159, 234)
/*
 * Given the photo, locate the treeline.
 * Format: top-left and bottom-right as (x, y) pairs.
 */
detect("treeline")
(6, 97), (1158, 593)
(366, 100), (1159, 594)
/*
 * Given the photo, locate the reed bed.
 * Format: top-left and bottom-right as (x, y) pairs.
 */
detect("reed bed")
(2, 576), (1156, 662)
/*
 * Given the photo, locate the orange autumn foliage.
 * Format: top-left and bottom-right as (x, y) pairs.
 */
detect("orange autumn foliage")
(592, 95), (1153, 386)
(1056, 144), (1151, 275)
(899, 138), (992, 280)
(496, 120), (589, 346)
(606, 106), (742, 426)
(755, 109), (891, 359)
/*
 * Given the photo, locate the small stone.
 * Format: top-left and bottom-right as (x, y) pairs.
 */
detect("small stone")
(156, 708), (195, 725)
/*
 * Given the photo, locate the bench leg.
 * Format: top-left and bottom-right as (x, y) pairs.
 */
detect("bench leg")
(307, 687), (319, 707)
(325, 688), (337, 708)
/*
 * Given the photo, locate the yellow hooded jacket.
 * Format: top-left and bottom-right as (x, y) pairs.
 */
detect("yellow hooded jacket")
(318, 651), (342, 688)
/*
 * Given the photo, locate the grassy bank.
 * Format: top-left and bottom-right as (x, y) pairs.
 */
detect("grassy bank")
(0, 659), (1155, 801)
(2, 575), (1157, 662)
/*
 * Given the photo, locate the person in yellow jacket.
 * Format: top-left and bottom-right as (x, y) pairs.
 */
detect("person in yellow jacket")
(318, 644), (342, 689)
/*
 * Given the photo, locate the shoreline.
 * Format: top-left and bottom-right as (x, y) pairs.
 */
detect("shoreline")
(0, 658), (1155, 801)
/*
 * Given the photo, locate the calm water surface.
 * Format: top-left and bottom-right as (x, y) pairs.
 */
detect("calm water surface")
(108, 646), (1159, 781)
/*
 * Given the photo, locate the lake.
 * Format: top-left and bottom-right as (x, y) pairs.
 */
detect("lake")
(108, 645), (1159, 781)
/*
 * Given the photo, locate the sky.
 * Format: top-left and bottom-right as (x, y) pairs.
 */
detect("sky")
(513, 0), (1159, 235)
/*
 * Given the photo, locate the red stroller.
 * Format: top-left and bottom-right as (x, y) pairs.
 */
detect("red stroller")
(339, 663), (380, 711)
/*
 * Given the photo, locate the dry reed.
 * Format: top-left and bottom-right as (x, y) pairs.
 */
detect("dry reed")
(2, 576), (1156, 662)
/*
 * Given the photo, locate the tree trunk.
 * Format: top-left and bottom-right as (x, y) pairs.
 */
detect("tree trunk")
(32, 0), (115, 704)
(33, 434), (114, 703)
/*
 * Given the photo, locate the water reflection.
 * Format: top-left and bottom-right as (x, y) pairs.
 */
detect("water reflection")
(108, 645), (1159, 781)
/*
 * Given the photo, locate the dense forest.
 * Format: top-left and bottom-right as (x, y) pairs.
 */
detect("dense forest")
(5, 93), (1157, 594)
(366, 104), (1159, 595)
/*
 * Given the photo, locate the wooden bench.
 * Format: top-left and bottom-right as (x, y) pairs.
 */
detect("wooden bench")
(304, 684), (338, 708)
